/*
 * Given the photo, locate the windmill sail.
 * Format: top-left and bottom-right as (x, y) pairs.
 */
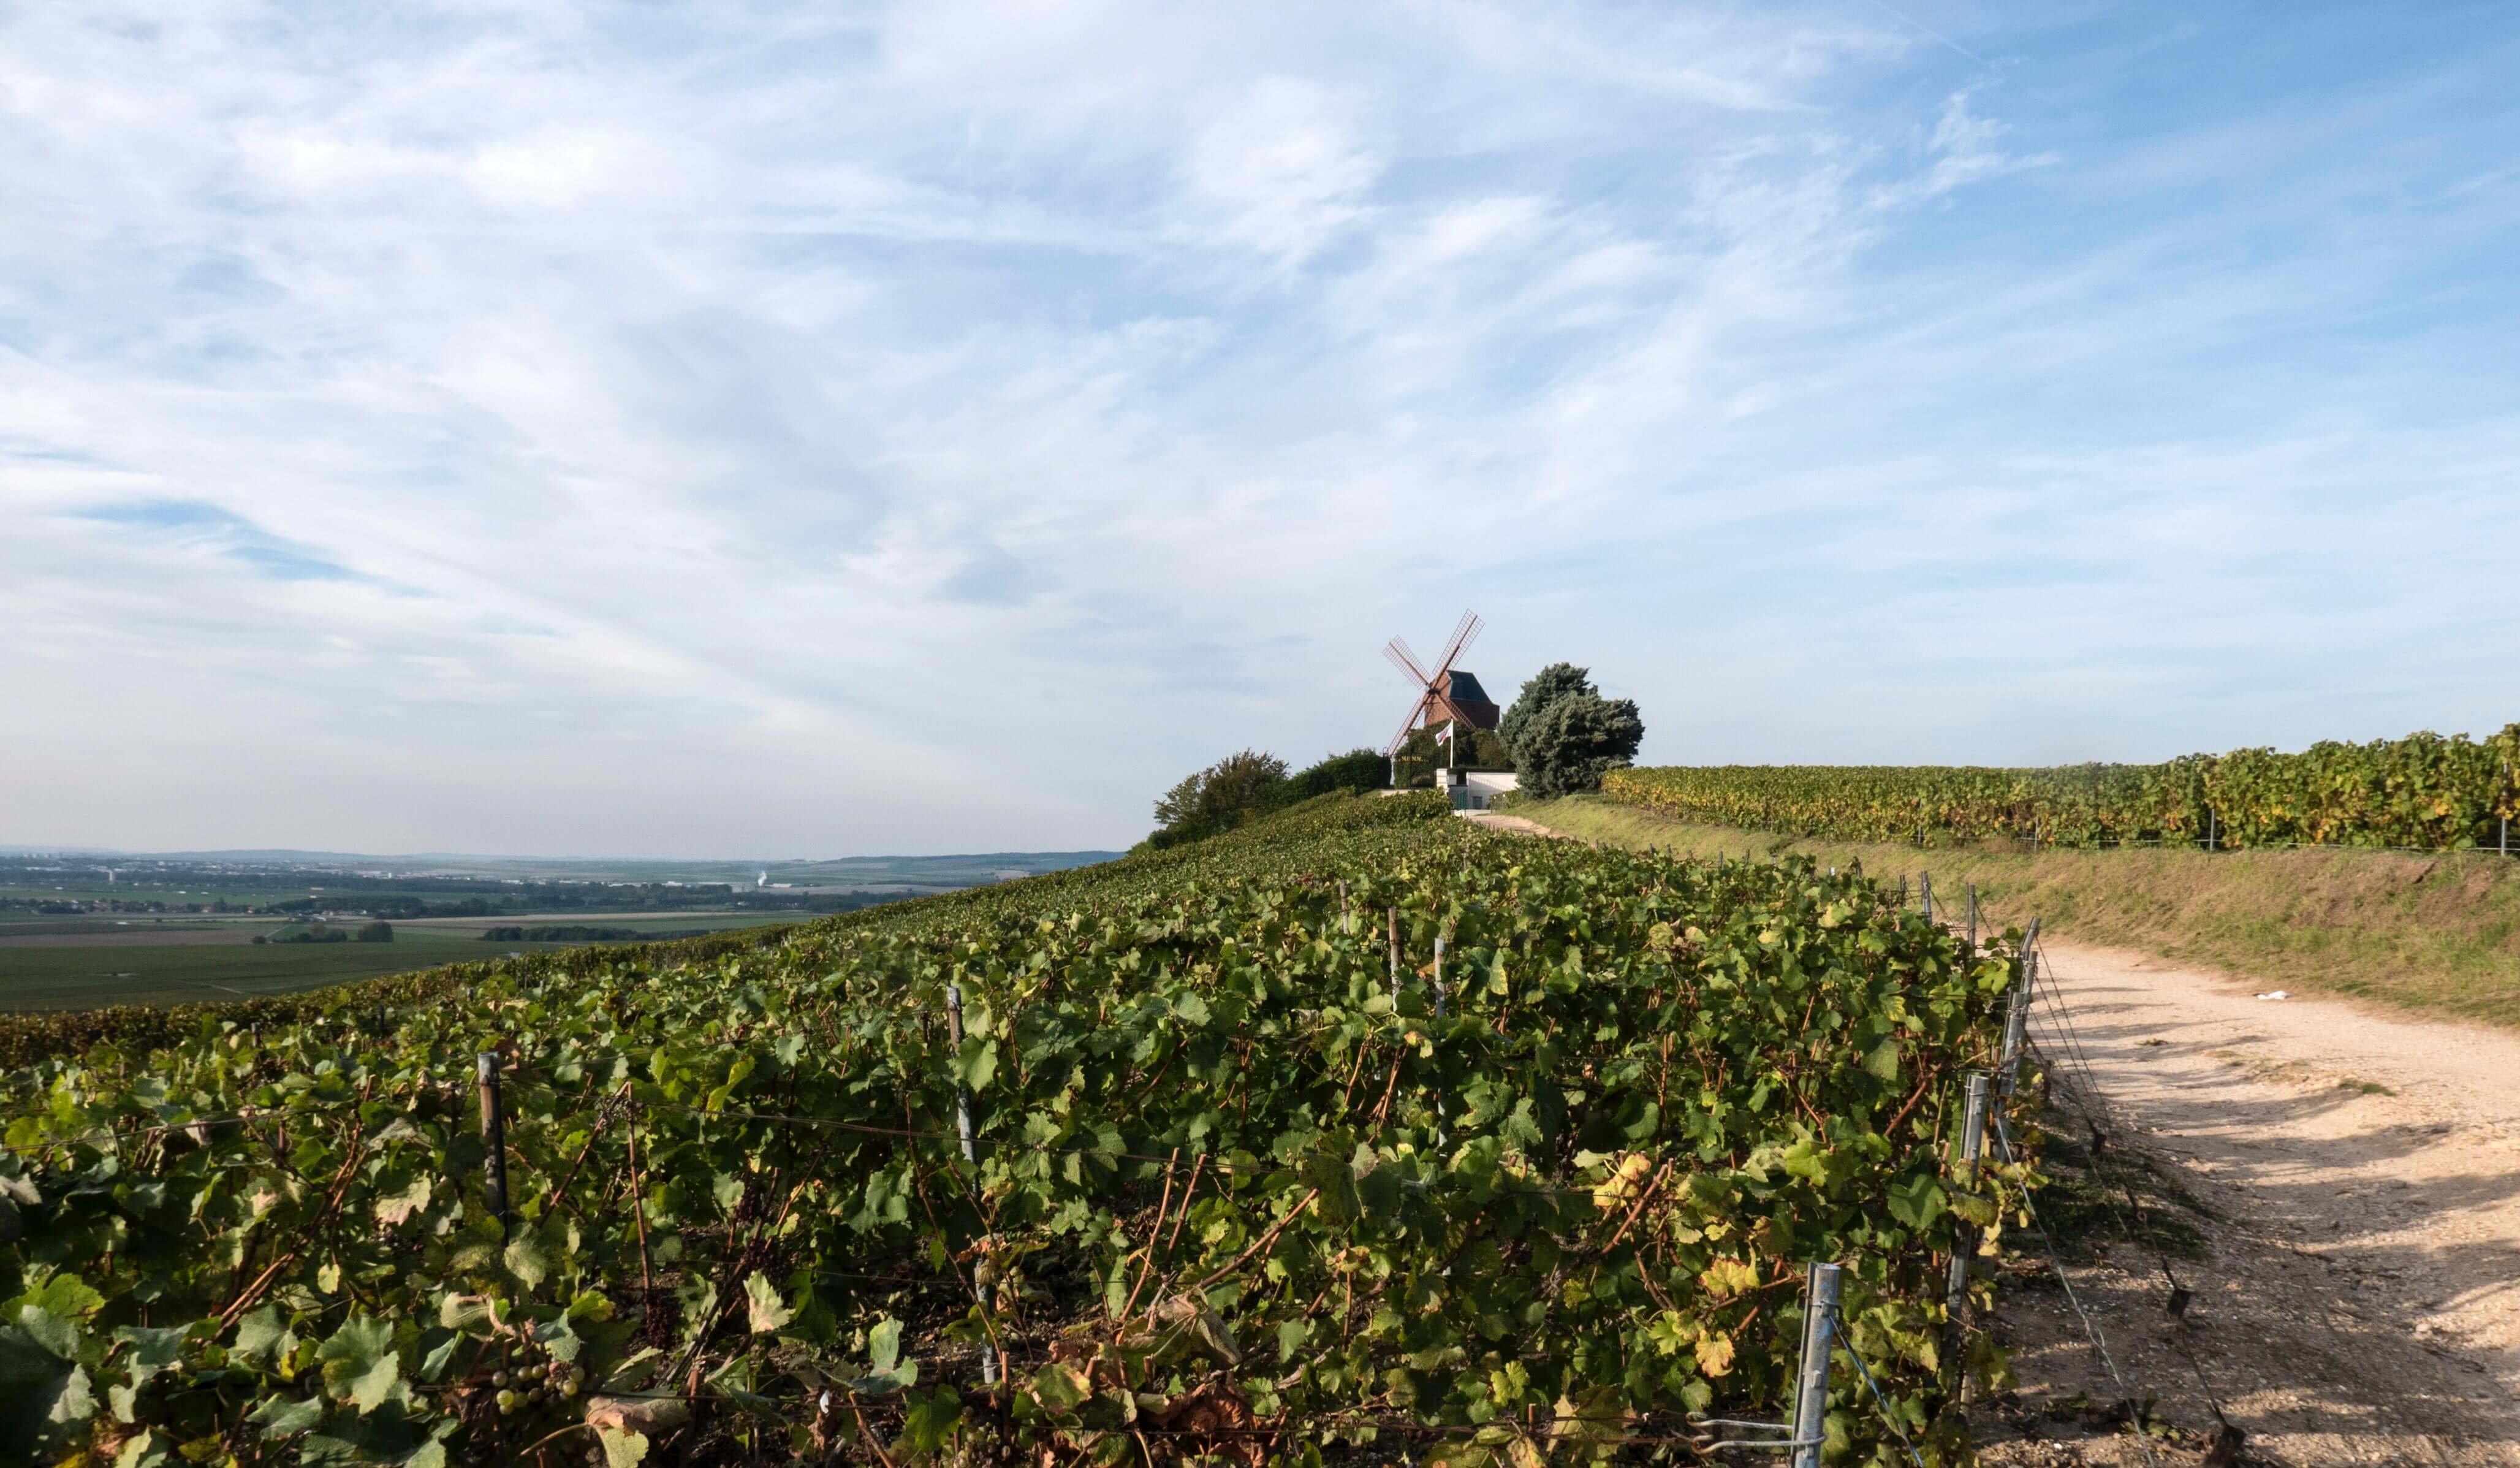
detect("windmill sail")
(1383, 609), (1498, 763)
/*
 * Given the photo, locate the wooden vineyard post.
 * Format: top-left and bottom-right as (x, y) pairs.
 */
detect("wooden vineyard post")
(1790, 1262), (1842, 1468)
(476, 1053), (509, 1239)
(1921, 872), (1934, 921)
(1945, 1073), (1992, 1371)
(1387, 908), (1400, 995)
(945, 984), (998, 1386)
(1965, 884), (1979, 950)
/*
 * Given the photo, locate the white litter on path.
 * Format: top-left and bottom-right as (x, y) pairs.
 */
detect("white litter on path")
(2254, 989), (2290, 1000)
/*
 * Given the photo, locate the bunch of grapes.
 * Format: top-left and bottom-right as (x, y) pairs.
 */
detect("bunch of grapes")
(487, 1321), (586, 1418)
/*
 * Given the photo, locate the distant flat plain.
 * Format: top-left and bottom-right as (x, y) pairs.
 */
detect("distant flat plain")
(0, 846), (1120, 1013)
(0, 911), (797, 1012)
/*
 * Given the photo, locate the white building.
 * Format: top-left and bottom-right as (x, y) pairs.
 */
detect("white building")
(1433, 768), (1519, 811)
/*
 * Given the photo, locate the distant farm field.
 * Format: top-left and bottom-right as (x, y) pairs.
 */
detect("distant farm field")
(0, 911), (796, 1011)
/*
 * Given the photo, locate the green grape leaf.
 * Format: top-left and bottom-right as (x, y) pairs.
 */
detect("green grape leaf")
(743, 1273), (792, 1334)
(316, 1315), (402, 1413)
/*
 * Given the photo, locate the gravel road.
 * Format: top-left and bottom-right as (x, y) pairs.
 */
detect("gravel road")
(1989, 938), (2520, 1466)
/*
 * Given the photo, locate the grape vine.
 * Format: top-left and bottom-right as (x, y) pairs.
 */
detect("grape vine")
(1604, 723), (2520, 851)
(1, 794), (2030, 1467)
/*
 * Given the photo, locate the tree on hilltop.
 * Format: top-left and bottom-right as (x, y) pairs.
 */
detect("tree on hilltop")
(1499, 663), (1597, 756)
(1145, 747), (1392, 848)
(1149, 750), (1291, 848)
(1501, 663), (1645, 799)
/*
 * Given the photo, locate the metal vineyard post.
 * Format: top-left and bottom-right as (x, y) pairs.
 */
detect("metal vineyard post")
(945, 983), (998, 1386)
(1790, 1262), (1842, 1468)
(1945, 1073), (1992, 1364)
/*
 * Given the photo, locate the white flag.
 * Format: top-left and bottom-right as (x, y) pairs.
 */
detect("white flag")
(1435, 721), (1454, 744)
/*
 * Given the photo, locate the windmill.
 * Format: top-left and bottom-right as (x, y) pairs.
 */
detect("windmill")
(1383, 609), (1504, 782)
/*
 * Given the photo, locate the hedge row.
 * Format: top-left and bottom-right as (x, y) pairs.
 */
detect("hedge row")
(1602, 724), (2520, 851)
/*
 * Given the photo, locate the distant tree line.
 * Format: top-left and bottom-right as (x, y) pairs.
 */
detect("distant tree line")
(254, 921), (394, 945)
(1142, 748), (1390, 850)
(479, 925), (718, 943)
(259, 885), (878, 918)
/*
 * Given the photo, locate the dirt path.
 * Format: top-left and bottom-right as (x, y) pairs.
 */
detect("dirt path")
(1986, 938), (2520, 1465)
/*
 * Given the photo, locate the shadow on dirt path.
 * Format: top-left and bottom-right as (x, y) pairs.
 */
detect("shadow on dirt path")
(1982, 938), (2520, 1467)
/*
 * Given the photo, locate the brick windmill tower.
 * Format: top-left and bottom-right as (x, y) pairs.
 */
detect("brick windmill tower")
(1383, 609), (1503, 783)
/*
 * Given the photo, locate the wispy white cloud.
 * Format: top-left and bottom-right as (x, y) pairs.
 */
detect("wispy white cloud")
(3, 2), (2518, 854)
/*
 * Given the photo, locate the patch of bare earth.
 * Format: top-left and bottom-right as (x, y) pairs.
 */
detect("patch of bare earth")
(1980, 939), (2520, 1467)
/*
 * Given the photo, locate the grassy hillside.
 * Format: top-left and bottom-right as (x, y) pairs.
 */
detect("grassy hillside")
(1514, 794), (2520, 1025)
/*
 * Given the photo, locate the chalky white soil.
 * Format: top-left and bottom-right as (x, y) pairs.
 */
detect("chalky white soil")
(1982, 938), (2520, 1466)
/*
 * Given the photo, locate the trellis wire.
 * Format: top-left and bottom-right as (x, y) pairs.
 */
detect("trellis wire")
(2017, 941), (2244, 1447)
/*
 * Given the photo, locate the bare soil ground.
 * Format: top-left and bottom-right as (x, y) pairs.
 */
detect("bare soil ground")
(1982, 939), (2520, 1467)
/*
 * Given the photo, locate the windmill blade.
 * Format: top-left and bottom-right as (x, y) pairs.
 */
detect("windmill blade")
(1386, 701), (1424, 758)
(1430, 609), (1484, 677)
(1384, 637), (1432, 687)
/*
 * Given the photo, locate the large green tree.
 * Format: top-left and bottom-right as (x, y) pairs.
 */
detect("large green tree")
(1498, 663), (1597, 756)
(1500, 663), (1645, 798)
(1150, 750), (1290, 846)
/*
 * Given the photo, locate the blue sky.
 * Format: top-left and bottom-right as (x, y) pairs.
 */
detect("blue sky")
(4, 2), (2516, 856)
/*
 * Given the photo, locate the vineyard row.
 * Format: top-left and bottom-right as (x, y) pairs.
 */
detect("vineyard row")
(1603, 721), (2520, 850)
(1, 793), (2035, 1467)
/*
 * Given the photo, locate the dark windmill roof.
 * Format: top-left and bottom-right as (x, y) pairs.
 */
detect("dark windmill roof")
(1442, 671), (1493, 705)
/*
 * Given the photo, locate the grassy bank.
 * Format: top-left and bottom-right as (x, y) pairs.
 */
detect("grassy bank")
(1509, 794), (2520, 1027)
